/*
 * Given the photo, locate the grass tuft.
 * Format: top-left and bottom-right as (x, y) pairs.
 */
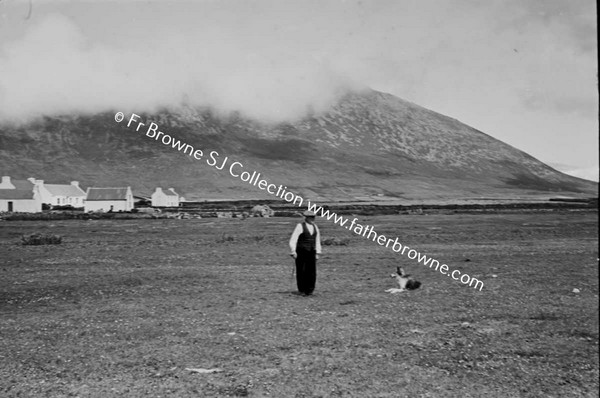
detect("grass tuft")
(216, 233), (236, 243)
(20, 233), (63, 245)
(322, 237), (349, 246)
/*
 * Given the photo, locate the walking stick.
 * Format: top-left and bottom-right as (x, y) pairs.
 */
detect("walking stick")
(290, 254), (296, 284)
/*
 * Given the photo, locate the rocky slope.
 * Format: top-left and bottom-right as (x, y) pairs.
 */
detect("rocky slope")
(0, 89), (595, 201)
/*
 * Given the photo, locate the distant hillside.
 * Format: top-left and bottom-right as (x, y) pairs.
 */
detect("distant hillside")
(0, 89), (596, 202)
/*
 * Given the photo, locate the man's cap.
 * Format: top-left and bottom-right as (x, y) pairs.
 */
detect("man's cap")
(303, 210), (316, 217)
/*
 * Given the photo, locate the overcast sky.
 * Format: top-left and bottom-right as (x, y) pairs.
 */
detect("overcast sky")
(0, 0), (597, 180)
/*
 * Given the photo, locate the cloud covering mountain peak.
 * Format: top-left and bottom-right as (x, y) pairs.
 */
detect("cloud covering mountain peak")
(0, 12), (357, 123)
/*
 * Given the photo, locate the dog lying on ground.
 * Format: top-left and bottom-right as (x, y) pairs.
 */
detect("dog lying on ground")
(385, 267), (422, 293)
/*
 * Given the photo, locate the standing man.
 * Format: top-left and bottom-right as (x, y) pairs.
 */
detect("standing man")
(289, 210), (322, 296)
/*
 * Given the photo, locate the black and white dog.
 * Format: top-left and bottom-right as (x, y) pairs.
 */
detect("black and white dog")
(385, 267), (421, 293)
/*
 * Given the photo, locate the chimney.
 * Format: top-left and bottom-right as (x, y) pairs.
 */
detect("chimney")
(28, 178), (43, 187)
(71, 181), (79, 188)
(1, 176), (10, 185)
(155, 187), (163, 193)
(168, 188), (177, 194)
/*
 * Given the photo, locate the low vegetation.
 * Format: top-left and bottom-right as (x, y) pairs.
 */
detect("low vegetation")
(1, 211), (598, 397)
(322, 237), (349, 246)
(20, 233), (62, 245)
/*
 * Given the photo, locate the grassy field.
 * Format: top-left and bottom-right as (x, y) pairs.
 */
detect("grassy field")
(0, 210), (598, 397)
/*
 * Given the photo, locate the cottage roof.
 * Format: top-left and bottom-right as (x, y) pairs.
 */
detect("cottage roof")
(0, 189), (35, 199)
(45, 184), (86, 197)
(86, 187), (130, 201)
(10, 180), (34, 190)
(154, 187), (179, 197)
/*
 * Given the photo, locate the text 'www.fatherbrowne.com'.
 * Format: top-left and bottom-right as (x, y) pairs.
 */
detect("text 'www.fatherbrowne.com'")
(114, 112), (484, 291)
(303, 203), (484, 291)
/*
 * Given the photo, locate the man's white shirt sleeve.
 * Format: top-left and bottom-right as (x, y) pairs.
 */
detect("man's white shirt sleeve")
(289, 223), (303, 253)
(315, 225), (322, 254)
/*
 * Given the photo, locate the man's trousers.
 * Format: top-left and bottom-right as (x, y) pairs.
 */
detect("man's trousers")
(295, 249), (317, 295)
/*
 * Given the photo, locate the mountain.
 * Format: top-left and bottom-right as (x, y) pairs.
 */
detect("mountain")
(548, 163), (599, 183)
(0, 89), (596, 202)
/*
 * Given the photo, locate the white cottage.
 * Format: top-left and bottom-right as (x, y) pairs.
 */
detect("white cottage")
(151, 187), (181, 207)
(29, 179), (87, 207)
(85, 187), (134, 212)
(0, 176), (42, 213)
